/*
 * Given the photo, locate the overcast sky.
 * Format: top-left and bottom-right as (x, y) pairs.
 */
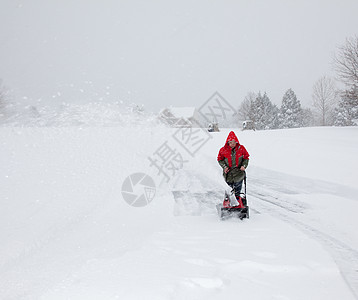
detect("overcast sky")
(1, 0), (358, 112)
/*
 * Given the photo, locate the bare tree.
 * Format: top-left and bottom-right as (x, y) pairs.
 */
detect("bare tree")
(334, 36), (358, 88)
(312, 76), (337, 126)
(237, 92), (257, 121)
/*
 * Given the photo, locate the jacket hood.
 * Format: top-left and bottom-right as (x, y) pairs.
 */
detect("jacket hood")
(225, 131), (240, 145)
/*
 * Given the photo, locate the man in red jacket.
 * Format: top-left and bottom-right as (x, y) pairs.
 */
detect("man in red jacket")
(217, 131), (250, 203)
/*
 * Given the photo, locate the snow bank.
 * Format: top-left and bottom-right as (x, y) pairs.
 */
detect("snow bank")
(1, 125), (357, 299)
(1, 102), (160, 127)
(0, 126), (173, 298)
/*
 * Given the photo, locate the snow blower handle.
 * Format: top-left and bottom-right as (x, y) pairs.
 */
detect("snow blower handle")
(244, 173), (247, 195)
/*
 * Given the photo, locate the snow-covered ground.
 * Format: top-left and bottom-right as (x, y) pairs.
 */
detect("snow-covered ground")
(1, 124), (358, 299)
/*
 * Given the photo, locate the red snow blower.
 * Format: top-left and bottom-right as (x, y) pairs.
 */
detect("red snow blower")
(216, 176), (249, 220)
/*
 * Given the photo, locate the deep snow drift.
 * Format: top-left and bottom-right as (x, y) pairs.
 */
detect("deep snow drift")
(1, 125), (358, 299)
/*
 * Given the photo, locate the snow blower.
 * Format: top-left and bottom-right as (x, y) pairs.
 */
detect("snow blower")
(216, 176), (249, 220)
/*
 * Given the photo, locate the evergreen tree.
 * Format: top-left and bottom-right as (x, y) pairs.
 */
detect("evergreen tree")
(249, 92), (278, 130)
(334, 86), (358, 126)
(302, 108), (315, 127)
(279, 89), (303, 128)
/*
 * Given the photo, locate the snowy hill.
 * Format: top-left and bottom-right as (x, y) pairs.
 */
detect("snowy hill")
(1, 124), (358, 299)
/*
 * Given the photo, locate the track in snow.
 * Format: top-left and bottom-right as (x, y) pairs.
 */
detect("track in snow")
(249, 170), (358, 300)
(172, 167), (358, 299)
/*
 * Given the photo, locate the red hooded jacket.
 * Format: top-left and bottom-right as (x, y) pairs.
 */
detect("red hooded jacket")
(217, 131), (250, 168)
